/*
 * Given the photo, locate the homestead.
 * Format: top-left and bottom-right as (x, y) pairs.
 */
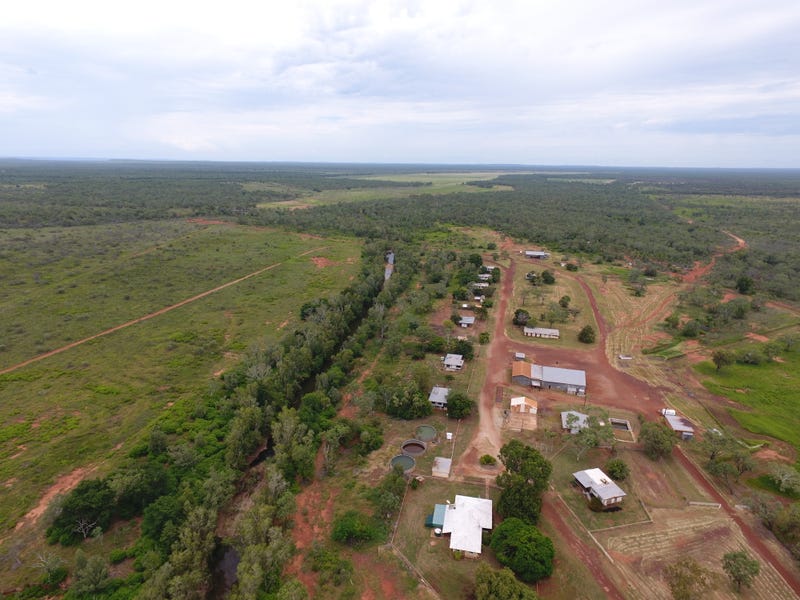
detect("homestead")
(443, 353), (464, 371)
(428, 386), (450, 409)
(428, 495), (493, 558)
(523, 326), (560, 339)
(511, 361), (586, 395)
(573, 468), (626, 507)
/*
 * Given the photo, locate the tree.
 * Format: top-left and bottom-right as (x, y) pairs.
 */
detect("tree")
(46, 479), (115, 545)
(446, 391), (475, 419)
(541, 270), (556, 284)
(698, 430), (734, 462)
(707, 458), (737, 493)
(663, 557), (711, 600)
(578, 325), (596, 344)
(496, 440), (552, 524)
(474, 564), (538, 600)
(639, 422), (676, 460)
(722, 550), (760, 591)
(570, 412), (614, 461)
(736, 275), (754, 294)
(71, 551), (109, 596)
(558, 295), (571, 308)
(490, 517), (554, 583)
(513, 308), (531, 326)
(604, 458), (630, 482)
(712, 349), (735, 371)
(768, 464), (800, 494)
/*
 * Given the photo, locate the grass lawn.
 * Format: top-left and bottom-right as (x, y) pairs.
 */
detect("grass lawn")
(695, 351), (800, 454)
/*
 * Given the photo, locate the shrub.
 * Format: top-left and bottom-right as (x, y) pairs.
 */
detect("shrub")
(605, 458), (630, 481)
(331, 510), (382, 547)
(578, 325), (596, 344)
(480, 454), (497, 466)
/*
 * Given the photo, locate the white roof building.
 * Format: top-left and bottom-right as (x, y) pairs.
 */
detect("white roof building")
(428, 386), (451, 409)
(441, 495), (493, 555)
(573, 468), (626, 506)
(444, 353), (464, 371)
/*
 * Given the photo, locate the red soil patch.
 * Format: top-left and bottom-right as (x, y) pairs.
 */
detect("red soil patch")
(746, 332), (770, 343)
(311, 256), (335, 268)
(15, 466), (97, 531)
(721, 291), (739, 302)
(277, 319), (289, 330)
(754, 448), (792, 463)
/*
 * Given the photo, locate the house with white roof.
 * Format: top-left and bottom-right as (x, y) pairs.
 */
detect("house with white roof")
(440, 495), (493, 557)
(573, 468), (626, 507)
(561, 410), (589, 434)
(443, 354), (464, 371)
(428, 386), (450, 409)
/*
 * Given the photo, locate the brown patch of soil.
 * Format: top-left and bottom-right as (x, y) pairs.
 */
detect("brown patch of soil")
(277, 319), (289, 330)
(754, 448), (792, 462)
(746, 332), (770, 343)
(15, 466), (96, 531)
(311, 256), (335, 268)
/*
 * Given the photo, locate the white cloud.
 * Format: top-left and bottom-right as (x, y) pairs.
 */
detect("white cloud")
(1, 0), (799, 165)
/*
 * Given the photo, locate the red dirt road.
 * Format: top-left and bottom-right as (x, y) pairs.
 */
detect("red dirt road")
(0, 247), (328, 376)
(540, 495), (626, 600)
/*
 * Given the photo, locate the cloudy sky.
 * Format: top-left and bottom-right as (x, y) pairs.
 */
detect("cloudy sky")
(2, 0), (799, 167)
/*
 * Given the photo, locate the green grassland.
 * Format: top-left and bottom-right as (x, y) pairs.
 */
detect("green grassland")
(0, 223), (360, 531)
(253, 171), (516, 209)
(696, 350), (800, 452)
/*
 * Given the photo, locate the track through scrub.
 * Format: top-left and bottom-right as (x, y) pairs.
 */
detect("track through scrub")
(0, 246), (328, 376)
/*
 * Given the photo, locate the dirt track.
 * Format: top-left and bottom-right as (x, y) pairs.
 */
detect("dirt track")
(0, 246), (327, 377)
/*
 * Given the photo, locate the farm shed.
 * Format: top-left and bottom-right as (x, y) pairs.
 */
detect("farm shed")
(443, 353), (464, 371)
(561, 410), (589, 434)
(511, 361), (534, 386)
(523, 326), (560, 339)
(428, 386), (450, 409)
(441, 495), (493, 557)
(665, 413), (695, 440)
(512, 362), (587, 395)
(510, 396), (537, 414)
(432, 457), (452, 478)
(525, 250), (550, 259)
(477, 273), (492, 281)
(573, 468), (626, 506)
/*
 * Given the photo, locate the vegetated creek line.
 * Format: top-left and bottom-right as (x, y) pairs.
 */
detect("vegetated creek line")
(0, 247), (328, 376)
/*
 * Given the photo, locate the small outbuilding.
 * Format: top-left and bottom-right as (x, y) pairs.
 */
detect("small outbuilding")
(561, 410), (589, 434)
(428, 386), (451, 409)
(664, 413), (695, 440)
(459, 316), (476, 328)
(444, 353), (464, 371)
(510, 396), (537, 414)
(432, 457), (452, 479)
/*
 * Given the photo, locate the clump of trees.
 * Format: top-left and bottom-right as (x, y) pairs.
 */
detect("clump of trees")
(490, 517), (554, 583)
(639, 422), (676, 460)
(496, 440), (552, 524)
(474, 563), (538, 600)
(578, 324), (596, 344)
(446, 391), (475, 419)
